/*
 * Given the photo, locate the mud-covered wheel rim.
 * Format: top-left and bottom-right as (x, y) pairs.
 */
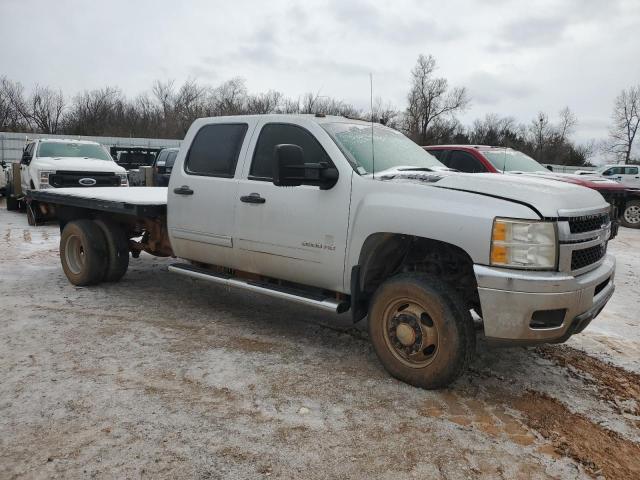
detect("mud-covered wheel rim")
(65, 234), (85, 275)
(624, 205), (640, 225)
(382, 297), (440, 368)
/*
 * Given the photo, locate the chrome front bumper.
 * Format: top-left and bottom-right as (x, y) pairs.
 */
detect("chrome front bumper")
(474, 254), (616, 344)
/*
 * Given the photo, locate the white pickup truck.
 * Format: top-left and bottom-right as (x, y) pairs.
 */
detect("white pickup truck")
(29, 114), (616, 389)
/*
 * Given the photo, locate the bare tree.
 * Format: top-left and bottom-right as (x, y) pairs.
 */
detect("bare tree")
(608, 85), (640, 164)
(246, 90), (282, 114)
(0, 76), (23, 130)
(557, 106), (577, 142)
(529, 112), (551, 154)
(29, 85), (65, 133)
(405, 54), (469, 143)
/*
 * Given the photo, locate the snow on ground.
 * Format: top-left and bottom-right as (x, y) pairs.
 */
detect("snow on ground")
(1, 199), (639, 479)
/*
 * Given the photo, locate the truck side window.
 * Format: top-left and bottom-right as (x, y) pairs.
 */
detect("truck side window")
(625, 166), (638, 175)
(155, 151), (169, 166)
(449, 151), (485, 173)
(185, 123), (248, 177)
(250, 123), (332, 180)
(428, 150), (444, 161)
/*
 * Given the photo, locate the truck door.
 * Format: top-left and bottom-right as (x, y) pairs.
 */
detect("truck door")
(20, 142), (35, 191)
(623, 166), (640, 188)
(236, 120), (352, 292)
(167, 119), (257, 267)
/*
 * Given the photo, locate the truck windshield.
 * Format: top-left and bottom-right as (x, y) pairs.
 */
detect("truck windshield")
(37, 142), (113, 161)
(482, 150), (547, 173)
(322, 122), (443, 174)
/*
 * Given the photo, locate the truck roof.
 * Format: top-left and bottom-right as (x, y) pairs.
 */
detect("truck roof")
(32, 138), (102, 145)
(425, 145), (512, 151)
(197, 113), (372, 126)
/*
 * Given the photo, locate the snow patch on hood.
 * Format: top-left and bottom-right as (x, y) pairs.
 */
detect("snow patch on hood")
(34, 157), (126, 173)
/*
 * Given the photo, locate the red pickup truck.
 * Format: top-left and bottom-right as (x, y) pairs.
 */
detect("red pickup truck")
(424, 145), (635, 230)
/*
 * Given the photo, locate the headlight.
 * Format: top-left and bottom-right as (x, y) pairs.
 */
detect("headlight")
(490, 218), (557, 270)
(39, 170), (55, 189)
(117, 173), (129, 186)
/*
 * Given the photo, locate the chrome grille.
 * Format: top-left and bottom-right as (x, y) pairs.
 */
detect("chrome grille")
(557, 207), (610, 275)
(568, 213), (610, 234)
(571, 244), (607, 270)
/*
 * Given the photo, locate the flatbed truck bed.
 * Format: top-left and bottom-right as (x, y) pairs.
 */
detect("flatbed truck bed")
(28, 187), (167, 218)
(28, 187), (173, 258)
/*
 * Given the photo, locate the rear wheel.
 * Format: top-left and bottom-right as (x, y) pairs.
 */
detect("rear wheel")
(94, 219), (130, 282)
(621, 200), (640, 229)
(60, 220), (108, 286)
(368, 273), (475, 389)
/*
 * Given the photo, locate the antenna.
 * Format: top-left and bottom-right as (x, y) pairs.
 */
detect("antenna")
(370, 73), (375, 179)
(502, 146), (507, 173)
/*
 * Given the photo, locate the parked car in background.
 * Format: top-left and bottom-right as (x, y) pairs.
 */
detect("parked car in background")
(19, 139), (128, 192)
(152, 147), (179, 186)
(424, 145), (630, 231)
(576, 164), (640, 188)
(5, 138), (129, 224)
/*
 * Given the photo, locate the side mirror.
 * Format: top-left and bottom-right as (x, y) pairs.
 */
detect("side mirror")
(273, 144), (305, 187)
(21, 153), (32, 165)
(546, 165), (553, 171)
(273, 144), (339, 190)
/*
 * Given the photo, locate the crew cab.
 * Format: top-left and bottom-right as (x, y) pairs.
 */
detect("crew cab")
(576, 164), (640, 188)
(20, 138), (128, 191)
(29, 115), (616, 389)
(425, 145), (629, 231)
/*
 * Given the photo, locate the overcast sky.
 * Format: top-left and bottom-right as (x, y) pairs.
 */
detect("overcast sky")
(1, 0), (639, 152)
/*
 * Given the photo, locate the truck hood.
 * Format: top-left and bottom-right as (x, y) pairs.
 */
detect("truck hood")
(508, 171), (627, 192)
(378, 169), (609, 218)
(33, 157), (126, 173)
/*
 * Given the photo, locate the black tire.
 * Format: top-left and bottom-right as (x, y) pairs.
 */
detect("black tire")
(6, 196), (19, 211)
(621, 200), (640, 229)
(368, 273), (475, 389)
(94, 219), (130, 282)
(26, 203), (38, 226)
(60, 220), (108, 286)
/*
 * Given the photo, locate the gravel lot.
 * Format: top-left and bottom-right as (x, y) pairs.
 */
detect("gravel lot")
(1, 199), (639, 479)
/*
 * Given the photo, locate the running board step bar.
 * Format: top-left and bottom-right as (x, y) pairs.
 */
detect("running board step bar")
(169, 263), (350, 314)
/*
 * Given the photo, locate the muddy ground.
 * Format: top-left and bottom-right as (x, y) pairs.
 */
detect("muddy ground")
(1, 199), (639, 479)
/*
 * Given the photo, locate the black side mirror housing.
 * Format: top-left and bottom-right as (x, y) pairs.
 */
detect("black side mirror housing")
(273, 144), (339, 190)
(546, 165), (553, 171)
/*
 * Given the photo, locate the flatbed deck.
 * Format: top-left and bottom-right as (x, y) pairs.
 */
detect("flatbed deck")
(28, 187), (167, 217)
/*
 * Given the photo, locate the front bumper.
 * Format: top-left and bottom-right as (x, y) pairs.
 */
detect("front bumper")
(474, 254), (615, 345)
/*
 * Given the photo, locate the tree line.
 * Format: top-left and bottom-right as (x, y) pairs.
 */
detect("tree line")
(1, 54), (638, 166)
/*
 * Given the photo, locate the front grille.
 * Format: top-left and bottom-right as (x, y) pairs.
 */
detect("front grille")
(571, 244), (607, 270)
(568, 213), (610, 234)
(49, 171), (120, 188)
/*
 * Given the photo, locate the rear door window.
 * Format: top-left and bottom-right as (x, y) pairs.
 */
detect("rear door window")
(625, 166), (638, 175)
(185, 123), (248, 177)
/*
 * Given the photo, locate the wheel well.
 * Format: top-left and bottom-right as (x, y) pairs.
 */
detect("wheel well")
(354, 233), (480, 320)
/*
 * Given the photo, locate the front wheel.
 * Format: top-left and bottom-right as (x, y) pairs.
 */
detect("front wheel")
(621, 200), (640, 229)
(368, 274), (475, 389)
